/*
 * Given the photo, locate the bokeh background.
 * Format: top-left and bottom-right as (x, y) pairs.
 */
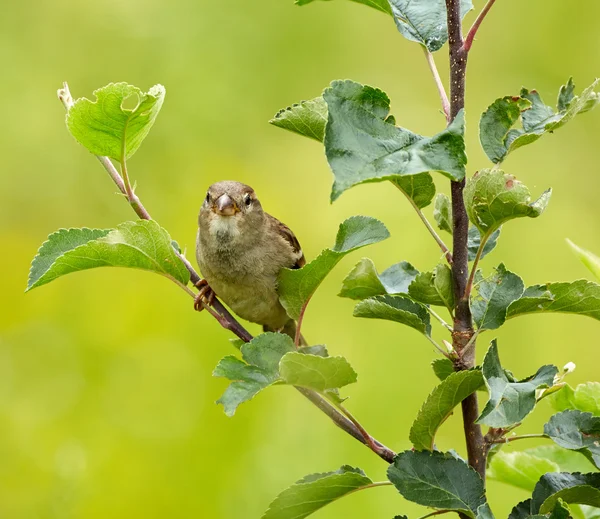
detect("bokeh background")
(1, 1), (600, 517)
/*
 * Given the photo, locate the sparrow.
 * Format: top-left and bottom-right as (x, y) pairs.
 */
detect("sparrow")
(195, 180), (305, 340)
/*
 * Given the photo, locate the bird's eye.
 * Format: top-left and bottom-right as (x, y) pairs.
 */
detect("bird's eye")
(205, 193), (210, 204)
(243, 193), (252, 206)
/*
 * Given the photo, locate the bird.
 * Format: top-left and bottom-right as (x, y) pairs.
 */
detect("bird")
(195, 180), (306, 341)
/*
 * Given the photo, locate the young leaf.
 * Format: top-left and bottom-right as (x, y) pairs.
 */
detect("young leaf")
(387, 450), (487, 519)
(391, 173), (437, 209)
(488, 451), (561, 492)
(296, 0), (393, 16)
(549, 382), (600, 415)
(531, 473), (600, 514)
(432, 358), (454, 381)
(338, 258), (418, 300)
(464, 169), (551, 236)
(434, 193), (453, 234)
(479, 78), (599, 164)
(471, 264), (524, 330)
(66, 82), (165, 162)
(213, 333), (295, 416)
(262, 465), (373, 519)
(410, 370), (484, 451)
(477, 340), (557, 427)
(323, 80), (467, 201)
(507, 280), (600, 323)
(567, 240), (600, 281)
(388, 0), (473, 53)
(353, 294), (431, 336)
(279, 216), (389, 319)
(279, 353), (357, 392)
(269, 97), (328, 142)
(408, 264), (454, 310)
(26, 221), (190, 291)
(544, 410), (600, 469)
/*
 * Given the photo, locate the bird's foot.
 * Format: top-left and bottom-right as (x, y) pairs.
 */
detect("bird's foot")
(194, 279), (215, 311)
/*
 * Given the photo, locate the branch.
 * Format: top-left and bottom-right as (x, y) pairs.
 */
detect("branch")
(423, 47), (451, 123)
(463, 0), (497, 52)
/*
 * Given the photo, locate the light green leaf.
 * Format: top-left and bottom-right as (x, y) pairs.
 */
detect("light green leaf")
(388, 0), (473, 53)
(532, 473), (600, 514)
(323, 80), (467, 201)
(391, 173), (437, 209)
(434, 193), (453, 234)
(262, 465), (373, 519)
(464, 169), (551, 236)
(477, 340), (557, 427)
(296, 0), (392, 15)
(545, 410), (600, 469)
(269, 97), (328, 142)
(26, 221), (190, 291)
(567, 240), (600, 281)
(432, 358), (454, 381)
(408, 264), (454, 310)
(339, 258), (418, 300)
(479, 79), (600, 164)
(279, 216), (389, 320)
(387, 450), (488, 519)
(410, 370), (484, 450)
(279, 353), (357, 392)
(471, 264), (524, 330)
(434, 264), (455, 310)
(527, 445), (599, 474)
(507, 280), (600, 323)
(353, 294), (431, 336)
(488, 451), (560, 492)
(549, 382), (600, 416)
(66, 82), (165, 162)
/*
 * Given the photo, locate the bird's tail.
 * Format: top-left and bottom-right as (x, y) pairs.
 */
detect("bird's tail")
(264, 320), (307, 346)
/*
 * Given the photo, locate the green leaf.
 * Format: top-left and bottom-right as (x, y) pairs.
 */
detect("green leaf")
(408, 264), (454, 310)
(66, 82), (165, 162)
(26, 221), (190, 291)
(387, 450), (487, 518)
(410, 370), (484, 450)
(464, 169), (551, 236)
(479, 79), (600, 164)
(269, 97), (328, 142)
(353, 294), (431, 336)
(432, 358), (454, 381)
(507, 281), (600, 323)
(567, 240), (600, 281)
(545, 410), (600, 469)
(391, 173), (437, 209)
(323, 80), (467, 201)
(279, 353), (357, 392)
(296, 0), (393, 16)
(279, 216), (389, 320)
(488, 451), (560, 492)
(338, 258), (418, 300)
(471, 264), (525, 330)
(527, 445), (599, 474)
(549, 382), (600, 416)
(477, 340), (557, 427)
(388, 0), (473, 53)
(532, 473), (600, 514)
(434, 193), (453, 234)
(262, 465), (373, 519)
(213, 333), (295, 416)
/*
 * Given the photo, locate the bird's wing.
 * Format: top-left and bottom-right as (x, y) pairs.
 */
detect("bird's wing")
(266, 213), (306, 269)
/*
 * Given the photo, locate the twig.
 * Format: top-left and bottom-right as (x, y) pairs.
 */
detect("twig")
(463, 0), (497, 52)
(423, 47), (451, 123)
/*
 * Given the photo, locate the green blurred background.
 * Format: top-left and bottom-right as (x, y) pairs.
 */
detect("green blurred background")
(1, 1), (600, 517)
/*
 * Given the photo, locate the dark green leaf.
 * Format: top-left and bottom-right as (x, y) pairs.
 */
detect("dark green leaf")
(477, 340), (557, 427)
(531, 473), (600, 514)
(549, 382), (600, 415)
(567, 240), (600, 281)
(353, 294), (431, 336)
(279, 216), (389, 319)
(387, 450), (487, 518)
(408, 264), (454, 310)
(279, 353), (357, 391)
(391, 173), (436, 209)
(410, 370), (484, 450)
(269, 97), (328, 142)
(468, 226), (500, 262)
(296, 0), (393, 15)
(507, 280), (600, 323)
(66, 82), (165, 161)
(434, 193), (453, 234)
(432, 358), (454, 381)
(339, 258), (418, 300)
(323, 80), (466, 201)
(26, 221), (190, 291)
(464, 169), (551, 236)
(471, 264), (524, 330)
(545, 410), (600, 469)
(509, 500), (533, 519)
(262, 465), (373, 519)
(558, 78), (576, 112)
(388, 0), (473, 52)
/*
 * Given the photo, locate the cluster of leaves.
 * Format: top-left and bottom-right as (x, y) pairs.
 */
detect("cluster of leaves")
(25, 0), (600, 517)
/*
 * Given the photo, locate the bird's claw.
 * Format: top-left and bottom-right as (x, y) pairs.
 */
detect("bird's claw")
(194, 279), (215, 311)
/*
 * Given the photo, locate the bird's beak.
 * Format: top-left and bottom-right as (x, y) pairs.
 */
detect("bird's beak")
(214, 194), (239, 216)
